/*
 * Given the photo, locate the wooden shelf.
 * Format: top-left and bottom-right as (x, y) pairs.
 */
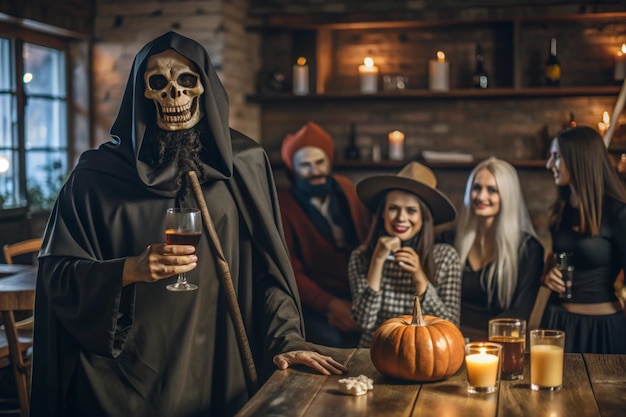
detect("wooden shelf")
(271, 159), (548, 170)
(248, 86), (621, 102)
(248, 12), (626, 31)
(252, 10), (626, 168)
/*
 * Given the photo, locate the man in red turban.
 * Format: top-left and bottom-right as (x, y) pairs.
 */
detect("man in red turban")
(279, 121), (370, 347)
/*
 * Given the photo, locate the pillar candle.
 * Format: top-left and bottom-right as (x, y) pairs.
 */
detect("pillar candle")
(429, 51), (449, 92)
(615, 44), (626, 82)
(359, 57), (379, 94)
(465, 351), (499, 387)
(293, 57), (309, 96)
(388, 130), (405, 161)
(598, 111), (610, 136)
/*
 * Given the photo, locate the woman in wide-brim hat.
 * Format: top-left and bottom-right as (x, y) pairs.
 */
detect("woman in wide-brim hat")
(348, 161), (462, 348)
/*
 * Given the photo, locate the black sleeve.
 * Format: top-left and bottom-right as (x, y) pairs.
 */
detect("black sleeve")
(39, 256), (134, 357)
(497, 236), (544, 321)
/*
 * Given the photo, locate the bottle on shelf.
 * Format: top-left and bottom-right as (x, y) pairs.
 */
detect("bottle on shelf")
(344, 122), (360, 160)
(566, 112), (576, 129)
(545, 38), (561, 86)
(472, 44), (488, 89)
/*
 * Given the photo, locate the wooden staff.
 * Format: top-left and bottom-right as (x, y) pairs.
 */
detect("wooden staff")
(187, 171), (259, 396)
(603, 76), (626, 148)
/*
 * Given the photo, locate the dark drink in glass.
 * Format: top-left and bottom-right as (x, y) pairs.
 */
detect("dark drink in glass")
(489, 335), (525, 380)
(554, 252), (574, 299)
(166, 230), (201, 247)
(488, 318), (526, 380)
(559, 266), (574, 299)
(164, 208), (202, 291)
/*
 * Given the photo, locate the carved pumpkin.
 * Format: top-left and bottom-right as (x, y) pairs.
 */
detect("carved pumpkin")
(370, 296), (465, 382)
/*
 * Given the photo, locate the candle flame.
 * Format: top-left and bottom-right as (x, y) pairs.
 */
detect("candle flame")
(479, 347), (487, 355)
(603, 111), (610, 125)
(622, 43), (626, 54)
(436, 51), (445, 63)
(388, 130), (405, 142)
(363, 57), (375, 68)
(296, 57), (307, 66)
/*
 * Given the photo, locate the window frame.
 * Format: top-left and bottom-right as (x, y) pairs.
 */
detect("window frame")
(0, 24), (73, 212)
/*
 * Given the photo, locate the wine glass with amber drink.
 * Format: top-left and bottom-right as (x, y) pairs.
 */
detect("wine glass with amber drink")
(165, 207), (202, 291)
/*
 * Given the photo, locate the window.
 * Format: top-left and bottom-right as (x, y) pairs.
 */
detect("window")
(0, 31), (69, 212)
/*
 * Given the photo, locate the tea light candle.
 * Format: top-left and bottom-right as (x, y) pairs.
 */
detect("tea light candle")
(359, 57), (379, 94)
(293, 57), (309, 96)
(388, 130), (405, 161)
(466, 348), (499, 387)
(614, 44), (626, 81)
(429, 51), (449, 92)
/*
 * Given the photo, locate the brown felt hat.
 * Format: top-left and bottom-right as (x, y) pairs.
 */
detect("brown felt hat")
(281, 121), (334, 171)
(356, 161), (456, 225)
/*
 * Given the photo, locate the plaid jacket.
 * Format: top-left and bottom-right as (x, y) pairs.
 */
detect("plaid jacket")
(349, 243), (462, 347)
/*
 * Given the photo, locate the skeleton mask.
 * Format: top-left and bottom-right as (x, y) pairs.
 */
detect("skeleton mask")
(144, 49), (205, 131)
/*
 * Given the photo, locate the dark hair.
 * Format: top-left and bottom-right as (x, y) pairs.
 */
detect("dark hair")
(362, 192), (437, 284)
(548, 126), (626, 237)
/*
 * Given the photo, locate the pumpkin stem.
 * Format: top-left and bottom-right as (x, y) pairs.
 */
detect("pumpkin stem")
(411, 296), (426, 326)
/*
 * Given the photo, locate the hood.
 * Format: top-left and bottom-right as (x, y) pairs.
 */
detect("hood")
(106, 31), (233, 197)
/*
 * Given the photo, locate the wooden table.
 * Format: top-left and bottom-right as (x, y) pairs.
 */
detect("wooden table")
(235, 348), (626, 417)
(0, 263), (32, 278)
(0, 267), (37, 311)
(0, 266), (36, 417)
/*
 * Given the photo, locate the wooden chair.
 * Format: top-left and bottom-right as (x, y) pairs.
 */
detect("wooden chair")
(0, 309), (33, 417)
(0, 238), (40, 416)
(1, 237), (41, 328)
(3, 238), (43, 265)
(528, 285), (552, 331)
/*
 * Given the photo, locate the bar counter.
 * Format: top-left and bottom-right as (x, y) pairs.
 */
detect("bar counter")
(235, 348), (626, 417)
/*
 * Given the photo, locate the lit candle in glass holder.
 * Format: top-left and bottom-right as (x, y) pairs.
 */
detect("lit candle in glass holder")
(388, 130), (405, 161)
(292, 56), (309, 96)
(465, 342), (502, 394)
(598, 111), (610, 136)
(429, 51), (449, 92)
(614, 44), (626, 82)
(359, 57), (379, 94)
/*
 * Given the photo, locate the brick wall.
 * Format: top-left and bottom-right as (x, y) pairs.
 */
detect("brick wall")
(4, 0), (626, 249)
(248, 0), (626, 249)
(92, 0), (259, 145)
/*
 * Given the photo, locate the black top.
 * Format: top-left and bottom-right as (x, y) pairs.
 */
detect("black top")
(551, 199), (626, 304)
(460, 234), (544, 330)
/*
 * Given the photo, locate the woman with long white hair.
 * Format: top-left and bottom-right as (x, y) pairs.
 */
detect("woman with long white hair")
(453, 157), (544, 340)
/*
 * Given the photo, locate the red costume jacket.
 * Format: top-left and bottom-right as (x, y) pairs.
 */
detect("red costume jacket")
(278, 174), (370, 313)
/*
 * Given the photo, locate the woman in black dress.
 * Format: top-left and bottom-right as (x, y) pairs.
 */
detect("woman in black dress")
(543, 126), (626, 353)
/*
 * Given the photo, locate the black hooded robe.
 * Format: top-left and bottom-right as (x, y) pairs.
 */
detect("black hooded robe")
(29, 32), (316, 417)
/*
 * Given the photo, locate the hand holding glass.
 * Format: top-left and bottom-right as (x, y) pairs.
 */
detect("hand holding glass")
(165, 208), (201, 291)
(554, 252), (574, 299)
